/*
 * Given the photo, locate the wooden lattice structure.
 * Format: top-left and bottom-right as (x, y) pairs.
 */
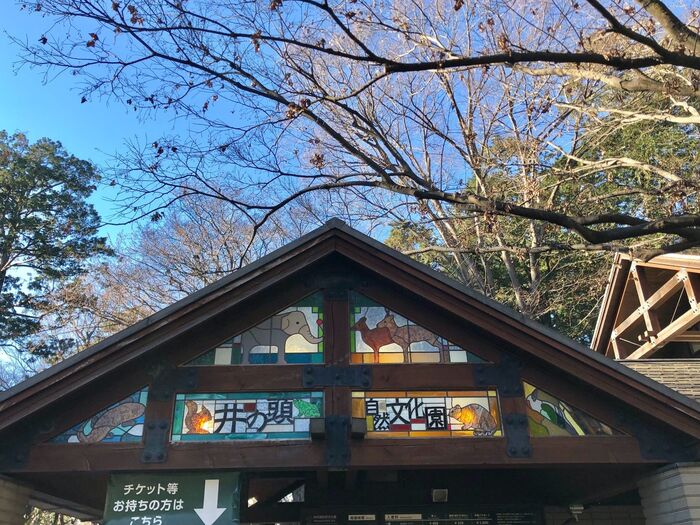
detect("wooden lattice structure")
(592, 254), (700, 360)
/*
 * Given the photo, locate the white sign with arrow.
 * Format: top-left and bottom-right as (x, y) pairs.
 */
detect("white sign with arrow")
(195, 479), (227, 525)
(104, 472), (240, 525)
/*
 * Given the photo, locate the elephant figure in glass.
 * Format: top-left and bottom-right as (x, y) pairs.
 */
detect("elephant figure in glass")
(240, 310), (322, 364)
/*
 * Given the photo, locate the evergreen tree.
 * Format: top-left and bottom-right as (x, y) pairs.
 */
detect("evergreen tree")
(0, 131), (110, 358)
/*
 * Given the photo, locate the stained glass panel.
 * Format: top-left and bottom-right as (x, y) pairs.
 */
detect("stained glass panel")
(187, 293), (323, 365)
(51, 389), (148, 443)
(523, 382), (620, 436)
(171, 391), (323, 441)
(350, 293), (485, 364)
(352, 391), (501, 438)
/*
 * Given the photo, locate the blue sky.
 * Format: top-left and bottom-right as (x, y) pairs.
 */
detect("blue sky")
(0, 2), (384, 241)
(0, 3), (179, 239)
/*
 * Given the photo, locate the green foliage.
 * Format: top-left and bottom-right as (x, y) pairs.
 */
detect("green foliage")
(564, 94), (699, 222)
(384, 90), (700, 343)
(0, 131), (110, 358)
(387, 219), (612, 342)
(385, 221), (447, 272)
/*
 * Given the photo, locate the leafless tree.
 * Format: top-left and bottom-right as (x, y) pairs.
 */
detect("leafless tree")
(14, 0), (699, 255)
(27, 196), (308, 359)
(10, 0), (700, 330)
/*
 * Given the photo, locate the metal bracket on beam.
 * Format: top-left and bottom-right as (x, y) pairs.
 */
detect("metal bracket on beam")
(325, 416), (350, 468)
(351, 417), (367, 439)
(475, 354), (530, 458)
(147, 364), (199, 401)
(616, 411), (696, 462)
(0, 431), (31, 470)
(0, 418), (56, 470)
(474, 354), (524, 397)
(303, 365), (371, 388)
(141, 419), (169, 463)
(310, 416), (361, 467)
(503, 413), (531, 458)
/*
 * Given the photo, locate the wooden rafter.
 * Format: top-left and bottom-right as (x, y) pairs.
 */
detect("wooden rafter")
(685, 271), (700, 310)
(627, 307), (700, 359)
(672, 331), (700, 342)
(631, 265), (661, 343)
(610, 337), (622, 359)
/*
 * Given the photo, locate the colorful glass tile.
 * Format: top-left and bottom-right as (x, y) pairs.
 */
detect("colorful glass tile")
(349, 293), (486, 364)
(171, 392), (323, 441)
(353, 391), (501, 438)
(51, 389), (148, 443)
(523, 382), (620, 436)
(187, 293), (323, 365)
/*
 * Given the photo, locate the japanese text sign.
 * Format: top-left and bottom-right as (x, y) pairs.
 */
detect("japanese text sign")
(104, 472), (240, 525)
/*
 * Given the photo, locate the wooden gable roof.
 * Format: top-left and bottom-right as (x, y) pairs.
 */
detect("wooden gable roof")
(592, 253), (700, 359)
(2, 219), (700, 442)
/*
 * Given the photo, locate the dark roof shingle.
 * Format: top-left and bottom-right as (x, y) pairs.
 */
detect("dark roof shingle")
(621, 359), (700, 403)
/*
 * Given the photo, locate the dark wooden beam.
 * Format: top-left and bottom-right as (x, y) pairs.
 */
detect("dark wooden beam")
(254, 478), (306, 506)
(351, 436), (653, 467)
(245, 502), (302, 523)
(8, 436), (660, 474)
(628, 309), (700, 359)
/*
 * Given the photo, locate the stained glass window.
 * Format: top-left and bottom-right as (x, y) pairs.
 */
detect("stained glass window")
(352, 391), (501, 438)
(51, 389), (148, 443)
(523, 382), (620, 436)
(187, 293), (323, 365)
(171, 391), (323, 441)
(350, 293), (485, 364)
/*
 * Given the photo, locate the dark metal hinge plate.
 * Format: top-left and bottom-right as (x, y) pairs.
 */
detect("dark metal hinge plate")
(503, 413), (531, 458)
(616, 411), (696, 461)
(475, 354), (524, 397)
(148, 366), (199, 401)
(325, 416), (350, 468)
(141, 419), (169, 463)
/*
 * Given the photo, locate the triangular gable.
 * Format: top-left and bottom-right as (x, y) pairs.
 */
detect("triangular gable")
(1, 219), (700, 446)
